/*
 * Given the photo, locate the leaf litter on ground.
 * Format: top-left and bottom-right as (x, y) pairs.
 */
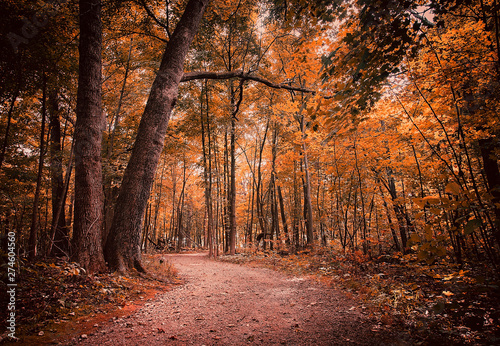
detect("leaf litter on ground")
(0, 253), (180, 344)
(219, 248), (500, 345)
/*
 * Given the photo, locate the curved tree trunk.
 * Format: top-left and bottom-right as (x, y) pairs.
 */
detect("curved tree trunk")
(104, 0), (209, 273)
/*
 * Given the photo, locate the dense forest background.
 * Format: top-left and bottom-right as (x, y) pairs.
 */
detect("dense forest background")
(1, 0), (500, 276)
(2, 0), (500, 343)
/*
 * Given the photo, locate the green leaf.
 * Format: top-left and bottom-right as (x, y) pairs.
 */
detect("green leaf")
(464, 219), (481, 235)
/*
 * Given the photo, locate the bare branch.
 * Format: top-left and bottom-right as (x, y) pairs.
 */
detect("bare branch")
(180, 70), (316, 94)
(139, 0), (170, 36)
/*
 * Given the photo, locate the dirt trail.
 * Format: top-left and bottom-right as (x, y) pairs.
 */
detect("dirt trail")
(73, 253), (405, 345)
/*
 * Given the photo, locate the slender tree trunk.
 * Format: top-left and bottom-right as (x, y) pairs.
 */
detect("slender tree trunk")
(300, 114), (314, 246)
(207, 86), (216, 256)
(200, 82), (215, 257)
(71, 0), (106, 273)
(48, 90), (69, 257)
(152, 156), (166, 244)
(176, 157), (187, 252)
(377, 179), (401, 252)
(229, 81), (238, 255)
(49, 142), (73, 257)
(104, 41), (134, 248)
(105, 0), (209, 272)
(354, 139), (367, 254)
(142, 202), (151, 252)
(214, 135), (222, 256)
(277, 185), (289, 247)
(169, 165), (178, 243)
(479, 137), (500, 247)
(107, 41), (133, 158)
(200, 87), (210, 250)
(270, 124), (279, 249)
(386, 169), (409, 251)
(0, 89), (19, 171)
(28, 76), (47, 260)
(292, 161), (300, 252)
(256, 118), (270, 249)
(223, 128), (229, 253)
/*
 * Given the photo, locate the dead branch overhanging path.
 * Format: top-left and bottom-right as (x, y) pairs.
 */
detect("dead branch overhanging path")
(181, 69), (319, 95)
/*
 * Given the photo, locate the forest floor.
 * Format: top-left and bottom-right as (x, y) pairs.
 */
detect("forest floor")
(0, 253), (178, 345)
(218, 249), (500, 345)
(1, 249), (499, 345)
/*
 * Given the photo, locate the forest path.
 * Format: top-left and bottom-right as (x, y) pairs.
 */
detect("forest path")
(75, 253), (404, 345)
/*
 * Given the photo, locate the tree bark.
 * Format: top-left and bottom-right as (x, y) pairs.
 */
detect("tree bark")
(71, 0), (106, 273)
(228, 81), (243, 255)
(292, 161), (301, 252)
(300, 113), (314, 247)
(256, 118), (270, 249)
(200, 82), (216, 256)
(152, 156), (166, 244)
(105, 0), (209, 272)
(49, 90), (69, 257)
(270, 124), (279, 249)
(0, 89), (19, 171)
(479, 137), (500, 247)
(28, 76), (47, 260)
(104, 41), (134, 248)
(176, 157), (187, 251)
(181, 70), (314, 94)
(49, 141), (73, 257)
(277, 184), (289, 247)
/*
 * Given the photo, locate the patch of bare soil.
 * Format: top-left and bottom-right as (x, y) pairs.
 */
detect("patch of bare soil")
(67, 252), (408, 345)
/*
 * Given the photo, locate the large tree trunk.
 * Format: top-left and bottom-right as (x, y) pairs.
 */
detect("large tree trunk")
(105, 0), (209, 272)
(71, 0), (106, 273)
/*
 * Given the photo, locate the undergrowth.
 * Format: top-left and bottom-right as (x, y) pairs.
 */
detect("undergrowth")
(0, 253), (178, 343)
